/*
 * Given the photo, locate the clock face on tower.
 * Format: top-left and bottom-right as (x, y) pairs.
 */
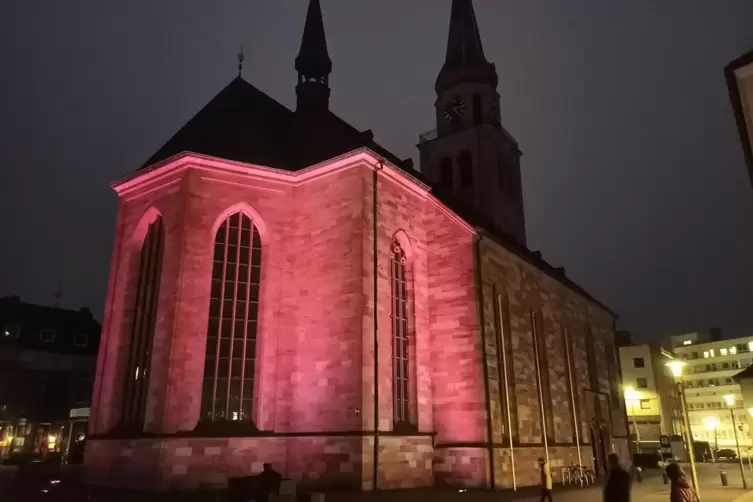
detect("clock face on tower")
(443, 96), (466, 122)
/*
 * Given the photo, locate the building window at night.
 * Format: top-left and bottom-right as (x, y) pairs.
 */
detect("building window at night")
(200, 211), (262, 424)
(531, 310), (553, 442)
(74, 333), (89, 347)
(39, 329), (56, 343)
(121, 216), (164, 427)
(390, 240), (413, 428)
(3, 323), (20, 339)
(637, 377), (648, 389)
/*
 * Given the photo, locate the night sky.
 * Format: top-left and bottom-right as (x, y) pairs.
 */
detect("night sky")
(2, 1), (753, 340)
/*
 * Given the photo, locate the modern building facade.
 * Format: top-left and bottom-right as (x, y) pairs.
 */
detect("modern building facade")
(85, 0), (628, 491)
(726, 50), (753, 191)
(672, 333), (753, 449)
(618, 341), (683, 444)
(0, 296), (101, 461)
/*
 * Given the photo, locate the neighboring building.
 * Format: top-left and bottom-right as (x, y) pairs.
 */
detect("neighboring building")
(672, 335), (753, 449)
(618, 340), (683, 444)
(726, 49), (753, 191)
(0, 296), (101, 461)
(86, 0), (628, 491)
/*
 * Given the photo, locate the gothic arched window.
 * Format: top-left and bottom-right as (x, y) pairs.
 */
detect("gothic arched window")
(122, 216), (164, 427)
(200, 211), (262, 423)
(390, 241), (412, 427)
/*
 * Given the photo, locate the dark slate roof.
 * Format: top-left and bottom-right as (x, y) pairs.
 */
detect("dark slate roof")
(0, 296), (101, 356)
(139, 77), (410, 173)
(136, 76), (612, 317)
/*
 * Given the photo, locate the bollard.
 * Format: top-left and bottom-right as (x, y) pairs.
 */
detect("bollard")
(662, 472), (669, 485)
(720, 471), (729, 487)
(636, 467), (643, 483)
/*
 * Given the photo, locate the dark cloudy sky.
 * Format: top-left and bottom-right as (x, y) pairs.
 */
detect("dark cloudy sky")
(1, 1), (752, 339)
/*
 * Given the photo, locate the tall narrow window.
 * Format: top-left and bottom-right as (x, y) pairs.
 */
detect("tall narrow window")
(531, 310), (554, 442)
(122, 216), (164, 427)
(391, 241), (411, 427)
(459, 150), (473, 188)
(472, 93), (483, 125)
(494, 290), (517, 440)
(498, 159), (506, 191)
(440, 157), (453, 188)
(200, 212), (262, 424)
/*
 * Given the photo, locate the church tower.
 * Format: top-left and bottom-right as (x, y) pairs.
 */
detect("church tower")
(295, 0), (332, 111)
(418, 0), (526, 245)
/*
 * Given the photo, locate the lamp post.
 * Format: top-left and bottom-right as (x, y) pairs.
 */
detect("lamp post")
(625, 387), (642, 453)
(725, 395), (748, 489)
(704, 416), (720, 461)
(666, 361), (700, 498)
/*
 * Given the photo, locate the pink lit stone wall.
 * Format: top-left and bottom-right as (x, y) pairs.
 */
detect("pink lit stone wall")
(88, 150), (623, 491)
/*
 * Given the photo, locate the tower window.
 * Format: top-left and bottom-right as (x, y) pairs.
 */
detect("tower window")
(498, 159), (505, 191)
(458, 150), (473, 188)
(122, 216), (164, 427)
(440, 157), (453, 187)
(473, 93), (482, 125)
(201, 211), (262, 424)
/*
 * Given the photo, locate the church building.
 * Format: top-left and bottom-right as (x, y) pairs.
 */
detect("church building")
(86, 0), (628, 491)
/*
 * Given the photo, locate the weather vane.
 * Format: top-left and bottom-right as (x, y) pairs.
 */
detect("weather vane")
(237, 45), (245, 77)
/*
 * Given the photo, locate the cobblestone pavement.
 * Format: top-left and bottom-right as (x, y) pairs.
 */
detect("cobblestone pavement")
(3, 462), (753, 502)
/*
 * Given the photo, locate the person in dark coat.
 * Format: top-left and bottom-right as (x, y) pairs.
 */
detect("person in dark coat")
(666, 463), (699, 502)
(256, 463), (282, 502)
(603, 453), (631, 502)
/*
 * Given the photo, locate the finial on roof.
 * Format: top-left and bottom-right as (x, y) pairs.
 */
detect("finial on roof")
(237, 45), (246, 77)
(436, 0), (498, 94)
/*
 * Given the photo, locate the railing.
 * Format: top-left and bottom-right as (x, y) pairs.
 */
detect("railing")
(419, 129), (438, 143)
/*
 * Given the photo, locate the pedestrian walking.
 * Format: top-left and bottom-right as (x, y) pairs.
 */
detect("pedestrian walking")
(666, 463), (699, 502)
(539, 457), (553, 502)
(603, 453), (631, 502)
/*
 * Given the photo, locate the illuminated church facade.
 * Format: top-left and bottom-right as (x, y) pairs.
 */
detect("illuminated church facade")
(86, 0), (629, 491)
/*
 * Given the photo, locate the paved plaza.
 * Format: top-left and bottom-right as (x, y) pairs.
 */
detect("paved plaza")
(4, 462), (753, 502)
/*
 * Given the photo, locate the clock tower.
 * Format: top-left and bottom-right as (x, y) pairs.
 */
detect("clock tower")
(418, 0), (526, 245)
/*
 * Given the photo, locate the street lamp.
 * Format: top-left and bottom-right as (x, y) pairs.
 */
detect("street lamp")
(704, 416), (721, 459)
(625, 386), (643, 453)
(666, 360), (700, 497)
(724, 394), (748, 490)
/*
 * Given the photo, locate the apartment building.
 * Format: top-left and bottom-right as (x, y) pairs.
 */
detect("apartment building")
(672, 333), (753, 449)
(618, 341), (683, 443)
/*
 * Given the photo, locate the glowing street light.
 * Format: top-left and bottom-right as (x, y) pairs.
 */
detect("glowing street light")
(624, 387), (643, 453)
(666, 360), (687, 379)
(665, 360), (700, 497)
(704, 416), (721, 455)
(724, 394), (748, 489)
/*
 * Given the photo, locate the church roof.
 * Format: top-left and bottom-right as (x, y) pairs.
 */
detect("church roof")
(139, 77), (409, 172)
(436, 0), (498, 94)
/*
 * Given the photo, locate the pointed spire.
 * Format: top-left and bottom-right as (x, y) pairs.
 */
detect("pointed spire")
(295, 0), (332, 83)
(436, 0), (498, 94)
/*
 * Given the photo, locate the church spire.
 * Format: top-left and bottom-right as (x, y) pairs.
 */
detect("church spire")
(295, 0), (332, 110)
(436, 0), (498, 94)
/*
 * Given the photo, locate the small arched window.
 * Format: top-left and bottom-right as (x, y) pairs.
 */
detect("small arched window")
(200, 211), (262, 423)
(122, 216), (164, 427)
(390, 240), (412, 427)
